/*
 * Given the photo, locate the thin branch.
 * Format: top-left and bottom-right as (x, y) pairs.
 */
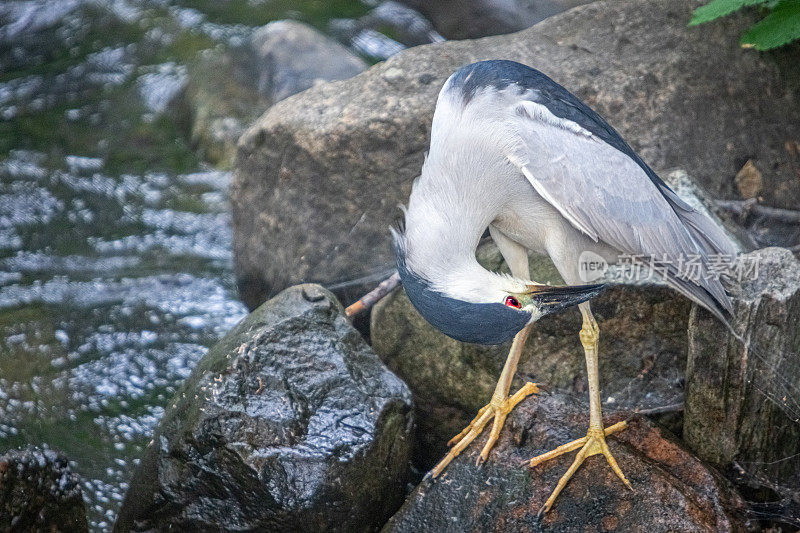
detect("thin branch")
(326, 268), (396, 291)
(345, 271), (401, 318)
(714, 199), (800, 223)
(633, 403), (684, 416)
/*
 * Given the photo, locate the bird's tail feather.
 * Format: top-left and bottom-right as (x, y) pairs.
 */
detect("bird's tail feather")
(677, 207), (738, 257)
(656, 258), (734, 331)
(658, 196), (738, 329)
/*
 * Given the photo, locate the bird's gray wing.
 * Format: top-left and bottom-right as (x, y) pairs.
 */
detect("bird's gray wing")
(506, 98), (733, 321)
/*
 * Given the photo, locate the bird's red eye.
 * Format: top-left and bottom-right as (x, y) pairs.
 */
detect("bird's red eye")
(504, 296), (521, 309)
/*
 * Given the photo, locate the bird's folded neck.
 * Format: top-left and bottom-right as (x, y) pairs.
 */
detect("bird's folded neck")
(402, 179), (509, 303)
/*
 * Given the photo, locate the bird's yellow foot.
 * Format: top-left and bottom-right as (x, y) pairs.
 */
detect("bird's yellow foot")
(527, 421), (631, 515)
(431, 382), (539, 477)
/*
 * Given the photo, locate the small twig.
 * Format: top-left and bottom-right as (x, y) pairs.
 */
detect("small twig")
(345, 271), (401, 318)
(326, 268), (396, 291)
(633, 402), (684, 416)
(714, 199), (800, 224)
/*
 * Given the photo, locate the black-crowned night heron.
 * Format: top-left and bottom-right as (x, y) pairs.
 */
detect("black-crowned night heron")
(393, 60), (735, 513)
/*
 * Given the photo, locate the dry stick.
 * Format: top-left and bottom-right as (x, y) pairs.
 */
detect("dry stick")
(632, 403), (684, 416)
(345, 271), (401, 318)
(714, 199), (800, 223)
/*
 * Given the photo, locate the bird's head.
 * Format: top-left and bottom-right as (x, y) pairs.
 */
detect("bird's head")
(393, 229), (604, 345)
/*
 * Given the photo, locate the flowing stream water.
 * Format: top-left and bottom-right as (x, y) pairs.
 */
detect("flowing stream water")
(0, 1), (374, 529)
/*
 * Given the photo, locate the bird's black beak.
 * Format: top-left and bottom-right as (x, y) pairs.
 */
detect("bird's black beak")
(528, 283), (605, 316)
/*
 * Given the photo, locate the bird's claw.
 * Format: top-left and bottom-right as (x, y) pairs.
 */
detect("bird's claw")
(527, 421), (630, 515)
(431, 381), (539, 477)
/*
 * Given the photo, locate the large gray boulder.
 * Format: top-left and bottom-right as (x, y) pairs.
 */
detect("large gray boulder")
(185, 20), (367, 167)
(0, 447), (88, 532)
(231, 0), (800, 309)
(384, 394), (749, 532)
(251, 20), (368, 104)
(684, 248), (800, 503)
(115, 284), (413, 532)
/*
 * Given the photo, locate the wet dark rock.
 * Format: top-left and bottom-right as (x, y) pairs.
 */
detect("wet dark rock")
(685, 248), (800, 504)
(183, 20), (366, 167)
(232, 0), (800, 310)
(0, 447), (89, 532)
(397, 0), (592, 39)
(385, 393), (750, 532)
(114, 284), (413, 532)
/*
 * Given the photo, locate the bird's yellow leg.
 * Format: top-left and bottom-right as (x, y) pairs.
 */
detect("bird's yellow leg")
(526, 303), (631, 515)
(431, 324), (539, 478)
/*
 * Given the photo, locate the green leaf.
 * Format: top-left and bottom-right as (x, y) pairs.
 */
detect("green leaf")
(741, 0), (800, 49)
(689, 0), (770, 25)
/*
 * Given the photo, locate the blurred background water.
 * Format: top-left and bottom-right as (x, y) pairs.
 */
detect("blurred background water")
(0, 1), (386, 529)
